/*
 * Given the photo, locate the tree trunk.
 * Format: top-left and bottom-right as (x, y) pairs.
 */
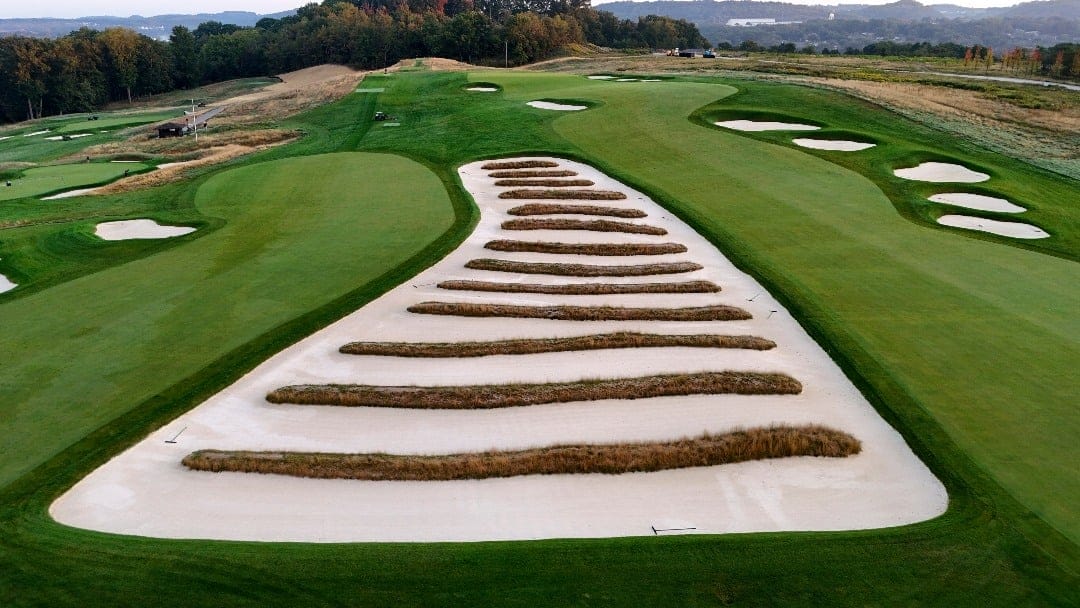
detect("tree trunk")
(127, 86), (132, 104)
(38, 97), (43, 120)
(26, 97), (34, 121)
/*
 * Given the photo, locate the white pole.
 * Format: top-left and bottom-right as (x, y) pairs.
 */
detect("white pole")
(191, 98), (197, 142)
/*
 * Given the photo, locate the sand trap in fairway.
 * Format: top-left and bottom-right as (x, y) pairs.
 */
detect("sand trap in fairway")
(0, 260), (15, 294)
(928, 193), (1025, 213)
(467, 87), (498, 92)
(717, 120), (819, 132)
(0, 136), (11, 141)
(111, 160), (142, 163)
(528, 101), (587, 111)
(937, 215), (1048, 239)
(53, 156), (945, 543)
(587, 75), (615, 80)
(94, 219), (196, 240)
(615, 78), (638, 82)
(793, 138), (875, 151)
(44, 133), (92, 141)
(23, 130), (50, 137)
(895, 162), (989, 183)
(41, 188), (98, 200)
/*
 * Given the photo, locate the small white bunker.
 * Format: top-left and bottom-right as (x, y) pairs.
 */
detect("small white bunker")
(792, 139), (875, 152)
(716, 120), (820, 132)
(895, 162), (989, 183)
(94, 219), (196, 241)
(937, 215), (1048, 239)
(929, 193), (1025, 213)
(527, 101), (588, 111)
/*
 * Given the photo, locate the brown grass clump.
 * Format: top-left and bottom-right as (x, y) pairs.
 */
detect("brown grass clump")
(464, 258), (702, 277)
(485, 240), (687, 256)
(482, 160), (559, 170)
(507, 204), (645, 218)
(183, 425), (859, 480)
(499, 189), (627, 200)
(437, 280), (720, 294)
(503, 218), (666, 235)
(266, 371), (802, 408)
(494, 179), (595, 187)
(340, 332), (775, 357)
(407, 301), (750, 321)
(489, 170), (578, 178)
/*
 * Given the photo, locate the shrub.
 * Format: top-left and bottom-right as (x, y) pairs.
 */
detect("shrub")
(266, 371), (802, 409)
(339, 331), (776, 357)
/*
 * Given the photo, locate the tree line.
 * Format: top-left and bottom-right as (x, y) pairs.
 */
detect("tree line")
(0, 0), (708, 124)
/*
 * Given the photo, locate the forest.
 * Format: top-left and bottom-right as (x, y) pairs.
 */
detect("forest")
(0, 0), (708, 123)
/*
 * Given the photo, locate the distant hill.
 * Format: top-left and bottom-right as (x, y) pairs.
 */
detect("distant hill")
(0, 10), (297, 39)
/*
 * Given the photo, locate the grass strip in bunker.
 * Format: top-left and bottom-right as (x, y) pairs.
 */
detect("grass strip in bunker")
(407, 301), (749, 321)
(507, 204), (645, 218)
(499, 189), (627, 200)
(495, 179), (595, 187)
(485, 240), (686, 256)
(340, 332), (776, 357)
(438, 280), (719, 294)
(464, 258), (702, 277)
(183, 425), (856, 480)
(482, 160), (558, 170)
(488, 169), (577, 178)
(503, 218), (666, 235)
(266, 371), (802, 408)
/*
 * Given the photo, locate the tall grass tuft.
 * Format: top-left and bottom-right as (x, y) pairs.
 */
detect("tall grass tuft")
(499, 189), (627, 200)
(464, 258), (702, 277)
(406, 302), (751, 321)
(266, 371), (802, 409)
(339, 332), (776, 357)
(485, 240), (687, 256)
(183, 425), (860, 480)
(437, 280), (720, 294)
(488, 170), (577, 178)
(495, 179), (595, 187)
(507, 204), (646, 218)
(482, 160), (559, 170)
(503, 218), (666, 235)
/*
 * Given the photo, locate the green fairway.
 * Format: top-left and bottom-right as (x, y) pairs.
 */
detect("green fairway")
(55, 111), (178, 134)
(0, 162), (149, 201)
(0, 69), (1076, 606)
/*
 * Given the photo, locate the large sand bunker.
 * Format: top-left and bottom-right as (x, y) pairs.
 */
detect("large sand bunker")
(928, 193), (1025, 213)
(52, 157), (945, 542)
(937, 215), (1049, 239)
(41, 188), (97, 200)
(528, 101), (587, 111)
(894, 162), (989, 183)
(94, 219), (196, 241)
(792, 138), (875, 151)
(0, 260), (15, 294)
(716, 120), (819, 132)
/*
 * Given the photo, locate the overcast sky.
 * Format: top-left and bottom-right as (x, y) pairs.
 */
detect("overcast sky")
(0, 0), (1024, 19)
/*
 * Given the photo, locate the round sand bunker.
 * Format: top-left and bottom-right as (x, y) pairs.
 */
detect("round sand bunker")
(94, 219), (196, 241)
(792, 138), (875, 152)
(937, 215), (1048, 239)
(895, 162), (989, 183)
(527, 101), (587, 111)
(467, 87), (498, 92)
(928, 193), (1025, 213)
(716, 120), (819, 132)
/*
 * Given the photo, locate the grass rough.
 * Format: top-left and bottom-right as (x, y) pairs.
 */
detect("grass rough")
(495, 179), (595, 187)
(507, 204), (645, 218)
(407, 301), (751, 321)
(503, 218), (666, 235)
(488, 169), (578, 178)
(482, 160), (558, 170)
(499, 189), (627, 200)
(485, 240), (687, 255)
(464, 258), (702, 276)
(438, 280), (720, 294)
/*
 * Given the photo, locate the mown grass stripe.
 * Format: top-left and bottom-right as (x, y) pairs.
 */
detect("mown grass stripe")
(339, 332), (776, 357)
(183, 425), (858, 480)
(266, 371), (802, 409)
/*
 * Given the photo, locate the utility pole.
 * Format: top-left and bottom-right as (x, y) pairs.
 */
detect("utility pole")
(191, 98), (198, 142)
(505, 40), (508, 68)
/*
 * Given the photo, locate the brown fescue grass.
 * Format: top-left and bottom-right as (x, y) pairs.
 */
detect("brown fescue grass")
(485, 240), (687, 256)
(266, 371), (802, 409)
(482, 160), (559, 170)
(339, 332), (776, 357)
(465, 258), (702, 277)
(437, 280), (720, 294)
(503, 218), (666, 235)
(499, 189), (627, 200)
(407, 301), (751, 321)
(495, 179), (595, 187)
(182, 425), (859, 480)
(488, 170), (578, 178)
(507, 204), (645, 218)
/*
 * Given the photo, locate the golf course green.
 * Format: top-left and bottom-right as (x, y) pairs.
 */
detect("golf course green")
(0, 68), (1075, 606)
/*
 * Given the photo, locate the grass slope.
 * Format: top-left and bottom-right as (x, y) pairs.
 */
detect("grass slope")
(0, 162), (150, 201)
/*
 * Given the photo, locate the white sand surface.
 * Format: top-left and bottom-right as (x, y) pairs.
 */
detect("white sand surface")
(41, 188), (98, 200)
(52, 156), (946, 543)
(110, 160), (143, 163)
(928, 193), (1025, 213)
(615, 78), (639, 82)
(528, 101), (587, 111)
(94, 219), (196, 241)
(23, 130), (50, 137)
(0, 259), (15, 294)
(792, 138), (875, 152)
(937, 215), (1049, 239)
(467, 87), (498, 92)
(44, 133), (92, 141)
(642, 79), (662, 82)
(587, 75), (615, 80)
(716, 120), (819, 132)
(0, 136), (12, 141)
(894, 162), (989, 183)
